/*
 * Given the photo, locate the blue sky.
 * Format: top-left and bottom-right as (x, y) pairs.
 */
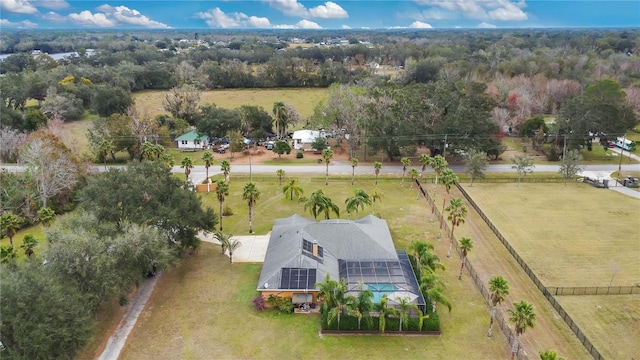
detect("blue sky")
(1, 0), (639, 30)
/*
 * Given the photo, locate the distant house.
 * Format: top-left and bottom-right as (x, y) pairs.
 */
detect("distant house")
(292, 129), (320, 151)
(175, 130), (209, 151)
(257, 214), (426, 312)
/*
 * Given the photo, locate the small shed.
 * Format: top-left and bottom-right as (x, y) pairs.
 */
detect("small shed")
(175, 130), (209, 151)
(292, 130), (320, 151)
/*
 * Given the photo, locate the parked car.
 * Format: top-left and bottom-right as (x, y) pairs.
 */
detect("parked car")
(266, 141), (275, 150)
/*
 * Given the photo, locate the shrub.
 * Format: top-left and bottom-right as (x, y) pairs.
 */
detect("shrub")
(267, 294), (293, 314)
(252, 295), (265, 311)
(423, 312), (440, 331)
(296, 151), (303, 159)
(222, 205), (233, 216)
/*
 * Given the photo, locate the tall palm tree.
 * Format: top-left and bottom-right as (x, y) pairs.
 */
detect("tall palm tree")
(458, 237), (473, 280)
(141, 141), (155, 160)
(400, 157), (411, 185)
(374, 161), (382, 185)
(98, 139), (113, 170)
(431, 155), (448, 187)
(419, 153), (432, 177)
(408, 168), (419, 189)
(220, 160), (231, 183)
(226, 238), (242, 264)
(272, 101), (287, 138)
(488, 276), (510, 337)
(508, 300), (536, 360)
(201, 151), (215, 182)
(152, 143), (164, 160)
(373, 294), (398, 333)
(322, 148), (334, 185)
(395, 296), (420, 331)
(302, 189), (340, 220)
(446, 197), (468, 257)
(37, 207), (56, 227)
(0, 212), (22, 246)
(539, 350), (565, 360)
(350, 158), (358, 185)
(180, 156), (194, 182)
(370, 188), (383, 215)
(276, 169), (286, 185)
(160, 152), (175, 168)
(315, 274), (339, 313)
(215, 180), (229, 231)
(20, 234), (38, 257)
(283, 178), (303, 201)
(439, 168), (459, 239)
(242, 182), (260, 234)
(409, 240), (439, 278)
(345, 189), (372, 219)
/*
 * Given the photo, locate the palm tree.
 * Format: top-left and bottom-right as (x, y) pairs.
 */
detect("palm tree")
(160, 152), (175, 168)
(539, 350), (565, 360)
(301, 189), (339, 220)
(439, 168), (459, 240)
(431, 155), (448, 187)
(488, 276), (510, 337)
(420, 248), (445, 274)
(409, 168), (419, 189)
(272, 101), (288, 138)
(215, 180), (229, 231)
(276, 169), (286, 185)
(322, 148), (334, 185)
(420, 271), (451, 313)
(345, 189), (372, 219)
(0, 212), (22, 246)
(226, 238), (242, 264)
(458, 237), (473, 280)
(152, 143), (165, 160)
(346, 282), (374, 330)
(20, 234), (38, 257)
(326, 278), (348, 330)
(98, 139), (113, 170)
(0, 245), (16, 264)
(374, 161), (382, 185)
(395, 296), (420, 331)
(242, 182), (260, 234)
(180, 156), (194, 182)
(215, 231), (233, 255)
(220, 160), (231, 183)
(419, 153), (432, 177)
(373, 294), (398, 333)
(445, 197), (468, 257)
(37, 207), (55, 227)
(202, 151), (215, 181)
(315, 274), (340, 313)
(350, 157), (358, 185)
(417, 308), (430, 332)
(370, 188), (383, 215)
(508, 300), (536, 360)
(283, 178), (303, 201)
(141, 141), (155, 160)
(400, 157), (410, 185)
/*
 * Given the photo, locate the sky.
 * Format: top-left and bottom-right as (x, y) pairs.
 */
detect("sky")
(0, 0), (639, 30)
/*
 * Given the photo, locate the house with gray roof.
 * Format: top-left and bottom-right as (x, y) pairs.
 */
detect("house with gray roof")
(257, 214), (426, 312)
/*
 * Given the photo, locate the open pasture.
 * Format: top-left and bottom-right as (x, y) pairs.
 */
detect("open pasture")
(132, 88), (328, 120)
(462, 183), (640, 288)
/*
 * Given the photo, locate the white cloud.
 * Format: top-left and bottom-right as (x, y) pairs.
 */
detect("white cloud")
(264, 0), (348, 19)
(96, 5), (171, 28)
(42, 10), (66, 23)
(197, 7), (273, 28)
(1, 18), (38, 27)
(246, 15), (271, 27)
(265, 0), (308, 17)
(409, 21), (433, 28)
(68, 10), (116, 27)
(0, 0), (38, 14)
(478, 21), (497, 28)
(308, 1), (348, 19)
(341, 24), (351, 29)
(296, 19), (322, 29)
(32, 0), (69, 10)
(415, 0), (528, 21)
(273, 24), (297, 29)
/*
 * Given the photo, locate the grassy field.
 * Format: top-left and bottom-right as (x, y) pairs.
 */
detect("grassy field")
(463, 183), (640, 287)
(132, 88), (328, 120)
(555, 295), (640, 360)
(112, 177), (593, 360)
(0, 224), (45, 262)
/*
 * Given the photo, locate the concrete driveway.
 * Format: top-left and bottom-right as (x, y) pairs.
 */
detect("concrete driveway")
(199, 231), (270, 262)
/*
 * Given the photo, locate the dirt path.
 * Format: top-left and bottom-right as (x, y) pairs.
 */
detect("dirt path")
(97, 275), (160, 360)
(451, 187), (590, 358)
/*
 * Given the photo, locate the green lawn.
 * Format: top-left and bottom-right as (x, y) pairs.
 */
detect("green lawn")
(0, 224), (46, 262)
(463, 183), (640, 287)
(133, 88), (328, 120)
